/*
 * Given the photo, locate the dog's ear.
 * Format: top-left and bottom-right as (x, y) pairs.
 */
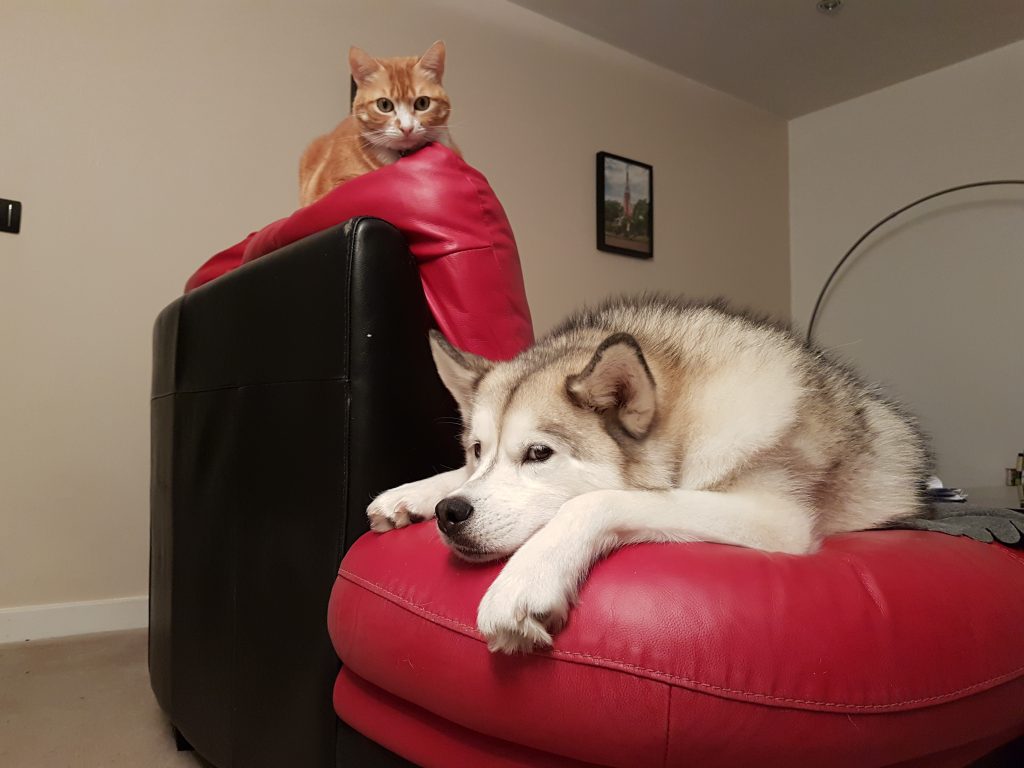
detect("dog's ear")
(566, 333), (656, 439)
(428, 330), (493, 416)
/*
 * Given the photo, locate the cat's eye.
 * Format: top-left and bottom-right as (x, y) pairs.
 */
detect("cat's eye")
(413, 96), (431, 111)
(524, 444), (554, 463)
(376, 98), (394, 113)
(472, 442), (482, 460)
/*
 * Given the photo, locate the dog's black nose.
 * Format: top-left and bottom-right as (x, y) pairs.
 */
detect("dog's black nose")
(435, 496), (474, 535)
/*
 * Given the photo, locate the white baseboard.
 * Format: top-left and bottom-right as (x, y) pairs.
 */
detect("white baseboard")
(0, 596), (149, 644)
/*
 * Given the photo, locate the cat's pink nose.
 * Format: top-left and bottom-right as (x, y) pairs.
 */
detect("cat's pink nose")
(400, 125), (414, 136)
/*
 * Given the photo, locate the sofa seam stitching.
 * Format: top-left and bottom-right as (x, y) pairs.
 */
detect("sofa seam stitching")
(337, 567), (1024, 712)
(150, 376), (349, 400)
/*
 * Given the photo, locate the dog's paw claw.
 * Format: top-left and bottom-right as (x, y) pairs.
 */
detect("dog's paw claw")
(367, 509), (397, 532)
(485, 617), (553, 655)
(477, 575), (571, 654)
(366, 483), (441, 533)
(480, 607), (562, 654)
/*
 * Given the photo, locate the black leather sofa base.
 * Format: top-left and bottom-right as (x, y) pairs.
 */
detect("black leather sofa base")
(150, 218), (460, 768)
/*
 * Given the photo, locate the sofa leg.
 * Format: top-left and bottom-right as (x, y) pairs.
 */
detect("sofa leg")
(172, 725), (194, 752)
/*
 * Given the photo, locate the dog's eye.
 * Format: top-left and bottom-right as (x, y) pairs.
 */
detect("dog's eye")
(524, 444), (554, 463)
(472, 442), (482, 460)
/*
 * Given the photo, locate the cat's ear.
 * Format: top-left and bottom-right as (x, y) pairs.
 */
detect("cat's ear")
(416, 40), (446, 83)
(349, 46), (382, 87)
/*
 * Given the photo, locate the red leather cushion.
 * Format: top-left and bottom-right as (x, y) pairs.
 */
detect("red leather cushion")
(329, 523), (1024, 767)
(181, 232), (258, 295)
(184, 144), (533, 360)
(334, 667), (604, 768)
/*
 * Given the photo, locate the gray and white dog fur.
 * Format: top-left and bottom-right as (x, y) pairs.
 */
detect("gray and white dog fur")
(367, 295), (931, 654)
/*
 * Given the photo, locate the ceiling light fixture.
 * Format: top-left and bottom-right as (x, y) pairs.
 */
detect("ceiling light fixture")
(817, 0), (843, 14)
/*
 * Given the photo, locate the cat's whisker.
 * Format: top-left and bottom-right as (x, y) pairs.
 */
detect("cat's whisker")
(298, 42), (455, 205)
(360, 134), (394, 149)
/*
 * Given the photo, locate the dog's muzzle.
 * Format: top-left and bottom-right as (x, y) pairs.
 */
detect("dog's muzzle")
(435, 496), (474, 536)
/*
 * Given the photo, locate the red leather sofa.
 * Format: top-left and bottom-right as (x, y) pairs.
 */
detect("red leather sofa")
(184, 143), (532, 361)
(153, 144), (1024, 767)
(330, 521), (1024, 767)
(151, 145), (533, 768)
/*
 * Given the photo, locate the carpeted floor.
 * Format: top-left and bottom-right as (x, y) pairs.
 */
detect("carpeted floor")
(0, 629), (204, 768)
(4, 628), (1022, 767)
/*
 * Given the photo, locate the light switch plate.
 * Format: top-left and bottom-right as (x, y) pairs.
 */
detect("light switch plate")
(1, 198), (22, 234)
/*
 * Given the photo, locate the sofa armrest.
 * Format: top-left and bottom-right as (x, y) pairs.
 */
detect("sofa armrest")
(150, 218), (461, 768)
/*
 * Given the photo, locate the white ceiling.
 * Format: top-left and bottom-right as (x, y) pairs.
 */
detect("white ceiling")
(508, 0), (1024, 117)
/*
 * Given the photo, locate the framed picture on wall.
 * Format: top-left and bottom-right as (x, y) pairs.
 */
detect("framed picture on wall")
(596, 151), (653, 259)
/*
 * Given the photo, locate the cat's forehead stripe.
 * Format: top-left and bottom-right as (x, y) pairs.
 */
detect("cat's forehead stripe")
(356, 58), (450, 104)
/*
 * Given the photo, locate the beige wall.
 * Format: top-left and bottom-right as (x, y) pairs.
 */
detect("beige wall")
(790, 41), (1024, 488)
(0, 0), (789, 611)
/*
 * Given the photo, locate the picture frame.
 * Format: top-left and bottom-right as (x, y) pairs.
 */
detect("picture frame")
(596, 151), (654, 259)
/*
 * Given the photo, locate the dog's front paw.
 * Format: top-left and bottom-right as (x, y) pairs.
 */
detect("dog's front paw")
(476, 556), (572, 654)
(366, 480), (442, 533)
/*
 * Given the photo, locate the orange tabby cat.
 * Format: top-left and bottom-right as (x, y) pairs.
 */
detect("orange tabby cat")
(298, 41), (459, 207)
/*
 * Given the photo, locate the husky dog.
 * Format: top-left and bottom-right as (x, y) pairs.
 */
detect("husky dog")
(368, 296), (930, 653)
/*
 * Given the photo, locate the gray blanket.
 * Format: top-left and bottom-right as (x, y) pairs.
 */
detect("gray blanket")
(886, 502), (1024, 545)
